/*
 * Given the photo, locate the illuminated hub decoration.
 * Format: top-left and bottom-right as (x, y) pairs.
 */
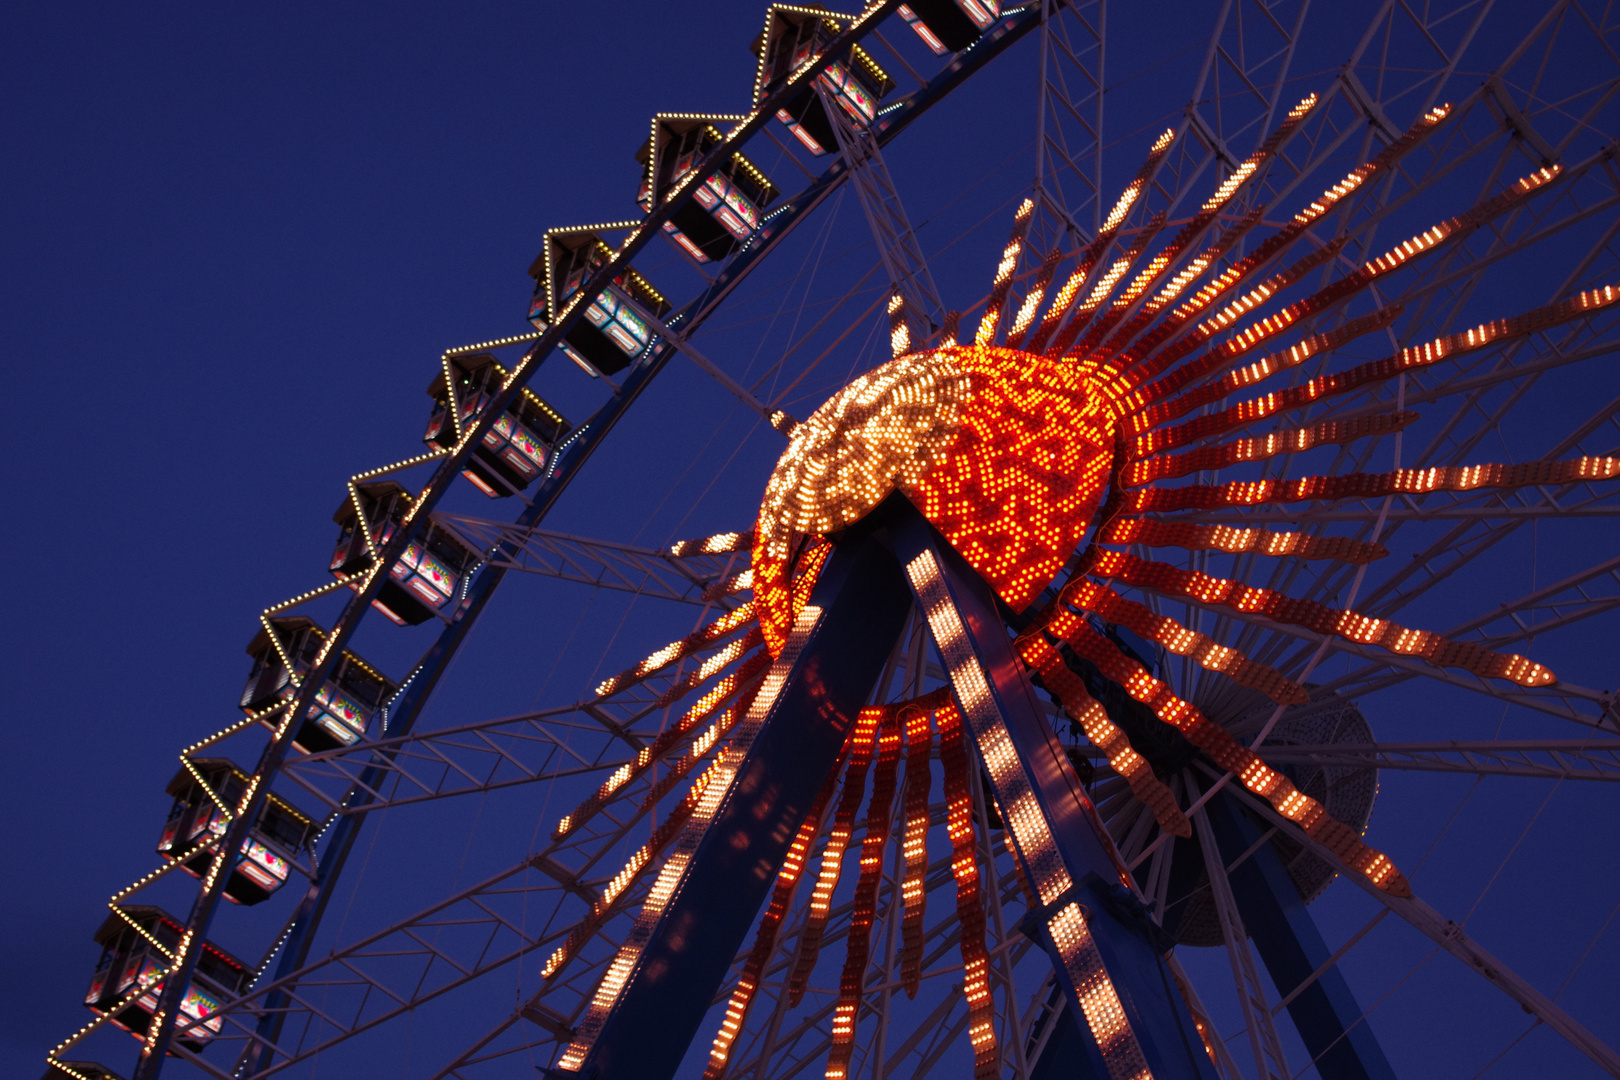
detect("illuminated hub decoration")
(530, 229), (670, 379)
(636, 117), (779, 263)
(329, 480), (482, 624)
(155, 759), (312, 906)
(423, 351), (570, 498)
(751, 5), (895, 156)
(549, 86), (1620, 1080)
(754, 343), (1113, 654)
(897, 0), (1001, 54)
(83, 907), (249, 1051)
(238, 616), (398, 754)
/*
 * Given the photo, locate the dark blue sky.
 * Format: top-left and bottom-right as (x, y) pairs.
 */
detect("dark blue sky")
(5, 3), (1618, 1079)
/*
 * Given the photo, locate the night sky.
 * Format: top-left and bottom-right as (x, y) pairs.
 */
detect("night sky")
(5, 3), (1619, 1079)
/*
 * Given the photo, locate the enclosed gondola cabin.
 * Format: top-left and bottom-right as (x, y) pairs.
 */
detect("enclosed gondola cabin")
(330, 481), (482, 622)
(155, 759), (313, 905)
(529, 231), (670, 379)
(751, 5), (895, 156)
(423, 352), (570, 499)
(635, 118), (779, 263)
(239, 616), (397, 754)
(84, 907), (250, 1051)
(896, 0), (1001, 55)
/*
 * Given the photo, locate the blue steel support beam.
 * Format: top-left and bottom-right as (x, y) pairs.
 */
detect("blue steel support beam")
(1207, 794), (1398, 1080)
(562, 525), (914, 1080)
(238, 8), (1049, 1074)
(886, 500), (1216, 1080)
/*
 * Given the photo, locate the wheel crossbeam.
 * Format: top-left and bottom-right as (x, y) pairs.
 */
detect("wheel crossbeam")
(432, 516), (743, 606)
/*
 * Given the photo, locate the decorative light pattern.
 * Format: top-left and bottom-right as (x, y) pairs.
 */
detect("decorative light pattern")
(905, 549), (1084, 901)
(555, 607), (823, 1073)
(555, 660), (768, 841)
(1016, 634), (1189, 837)
(931, 698), (1000, 1079)
(756, 351), (972, 652)
(669, 530), (755, 557)
(1087, 549), (1557, 688)
(904, 347), (1114, 612)
(1123, 411), (1419, 486)
(1093, 207), (1262, 356)
(703, 764), (841, 1080)
(1026, 128), (1175, 353)
(787, 705), (883, 1007)
(1051, 213), (1166, 361)
(594, 602), (758, 698)
(1114, 105), (1450, 371)
(1124, 457), (1620, 520)
(899, 695), (942, 996)
(655, 634), (766, 708)
(826, 707), (903, 1079)
(888, 288), (911, 358)
(756, 344), (1114, 646)
(1048, 902), (1154, 1080)
(531, 67), (1620, 1080)
(1046, 578), (1304, 703)
(1097, 518), (1388, 564)
(701, 567), (756, 603)
(1060, 622), (1411, 896)
(1005, 245), (1064, 348)
(1074, 94), (1319, 376)
(1131, 282), (1620, 453)
(1120, 303), (1399, 428)
(974, 198), (1035, 346)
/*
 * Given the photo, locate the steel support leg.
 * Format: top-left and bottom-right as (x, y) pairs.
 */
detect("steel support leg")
(554, 526), (913, 1080)
(1207, 794), (1398, 1080)
(887, 500), (1216, 1080)
(551, 495), (1215, 1080)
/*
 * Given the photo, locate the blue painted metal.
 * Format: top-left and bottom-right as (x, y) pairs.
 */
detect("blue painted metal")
(569, 526), (914, 1080)
(884, 501), (1217, 1080)
(1028, 984), (1092, 1080)
(235, 7), (1048, 1073)
(1207, 794), (1398, 1080)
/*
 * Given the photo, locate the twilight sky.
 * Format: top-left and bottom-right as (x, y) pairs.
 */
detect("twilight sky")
(4, 3), (1618, 1079)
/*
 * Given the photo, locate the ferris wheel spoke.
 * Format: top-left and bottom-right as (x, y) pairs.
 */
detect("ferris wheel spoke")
(1257, 739), (1620, 782)
(1032, 0), (1106, 231)
(675, 794), (1026, 1080)
(1366, 548), (1620, 652)
(1156, 592), (1619, 728)
(269, 695), (661, 814)
(1296, 553), (1620, 717)
(1185, 0), (1311, 170)
(288, 604), (768, 818)
(1189, 423), (1620, 664)
(220, 737), (710, 1079)
(1215, 767), (1620, 1077)
(433, 514), (747, 606)
(220, 867), (581, 1078)
(819, 82), (944, 344)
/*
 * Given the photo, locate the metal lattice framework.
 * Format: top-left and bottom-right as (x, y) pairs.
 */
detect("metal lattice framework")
(48, 3), (1620, 1080)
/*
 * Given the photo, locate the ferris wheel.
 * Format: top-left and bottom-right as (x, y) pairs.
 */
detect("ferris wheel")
(45, 2), (1620, 1079)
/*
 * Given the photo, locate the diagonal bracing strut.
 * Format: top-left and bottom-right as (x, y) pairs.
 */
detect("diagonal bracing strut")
(819, 85), (945, 348)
